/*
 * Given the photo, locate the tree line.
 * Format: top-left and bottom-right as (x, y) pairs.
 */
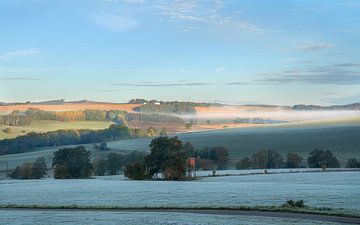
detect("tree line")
(0, 125), (132, 155)
(1, 108), (184, 126)
(8, 137), (360, 180)
(235, 149), (344, 169)
(133, 102), (197, 115)
(0, 110), (32, 126)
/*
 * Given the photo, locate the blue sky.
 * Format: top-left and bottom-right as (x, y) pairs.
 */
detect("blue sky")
(0, 0), (359, 105)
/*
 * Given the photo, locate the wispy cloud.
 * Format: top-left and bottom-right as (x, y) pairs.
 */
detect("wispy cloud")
(97, 0), (269, 33)
(111, 81), (212, 87)
(296, 43), (335, 52)
(92, 13), (138, 31)
(0, 48), (39, 60)
(153, 0), (267, 33)
(227, 63), (360, 85)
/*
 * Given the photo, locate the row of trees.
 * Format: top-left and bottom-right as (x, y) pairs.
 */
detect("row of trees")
(134, 102), (197, 115)
(126, 113), (184, 124)
(10, 157), (47, 179)
(25, 108), (127, 123)
(345, 158), (360, 168)
(236, 149), (341, 169)
(0, 110), (32, 126)
(52, 137), (230, 180)
(2, 108), (185, 126)
(9, 140), (360, 180)
(93, 151), (147, 176)
(125, 138), (230, 180)
(0, 125), (131, 155)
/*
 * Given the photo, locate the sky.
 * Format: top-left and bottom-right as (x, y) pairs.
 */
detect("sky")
(0, 0), (360, 105)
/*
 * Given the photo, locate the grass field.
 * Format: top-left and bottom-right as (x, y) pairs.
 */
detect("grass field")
(106, 123), (360, 164)
(1, 118), (359, 174)
(0, 120), (114, 140)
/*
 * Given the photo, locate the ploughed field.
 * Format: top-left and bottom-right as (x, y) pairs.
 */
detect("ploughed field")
(1, 171), (359, 214)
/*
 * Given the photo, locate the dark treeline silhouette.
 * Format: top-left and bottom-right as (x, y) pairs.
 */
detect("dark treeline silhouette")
(10, 156), (47, 179)
(293, 103), (360, 110)
(194, 146), (229, 170)
(236, 149), (342, 169)
(93, 151), (147, 176)
(0, 125), (131, 155)
(131, 99), (222, 115)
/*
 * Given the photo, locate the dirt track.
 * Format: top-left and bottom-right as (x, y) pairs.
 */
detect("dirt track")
(1, 208), (359, 224)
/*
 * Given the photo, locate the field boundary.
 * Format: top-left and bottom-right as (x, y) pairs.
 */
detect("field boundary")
(1, 205), (359, 224)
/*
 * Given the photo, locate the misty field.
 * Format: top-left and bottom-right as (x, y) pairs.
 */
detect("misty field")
(0, 120), (113, 140)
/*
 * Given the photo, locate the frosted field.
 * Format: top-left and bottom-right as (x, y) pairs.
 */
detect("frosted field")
(0, 171), (359, 213)
(0, 210), (345, 225)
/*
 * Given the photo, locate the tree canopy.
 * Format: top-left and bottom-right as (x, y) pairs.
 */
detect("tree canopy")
(52, 146), (92, 179)
(307, 149), (340, 168)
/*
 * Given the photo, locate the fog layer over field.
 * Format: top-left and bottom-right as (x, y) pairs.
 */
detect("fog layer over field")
(187, 107), (360, 122)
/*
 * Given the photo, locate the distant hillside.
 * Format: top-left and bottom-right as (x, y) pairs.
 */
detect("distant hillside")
(293, 103), (360, 111)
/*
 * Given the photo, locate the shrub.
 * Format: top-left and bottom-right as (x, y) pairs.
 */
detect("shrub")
(124, 162), (147, 180)
(281, 199), (305, 208)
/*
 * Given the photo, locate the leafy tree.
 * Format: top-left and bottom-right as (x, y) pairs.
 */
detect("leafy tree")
(146, 127), (158, 137)
(199, 159), (216, 170)
(125, 151), (146, 164)
(93, 158), (108, 176)
(196, 146), (229, 170)
(182, 142), (195, 158)
(144, 136), (187, 180)
(124, 162), (147, 180)
(31, 156), (47, 179)
(53, 146), (92, 179)
(251, 149), (284, 169)
(236, 157), (253, 169)
(345, 158), (359, 168)
(105, 125), (130, 140)
(107, 153), (125, 175)
(18, 163), (33, 179)
(10, 157), (47, 179)
(307, 149), (340, 168)
(10, 166), (22, 179)
(286, 153), (303, 168)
